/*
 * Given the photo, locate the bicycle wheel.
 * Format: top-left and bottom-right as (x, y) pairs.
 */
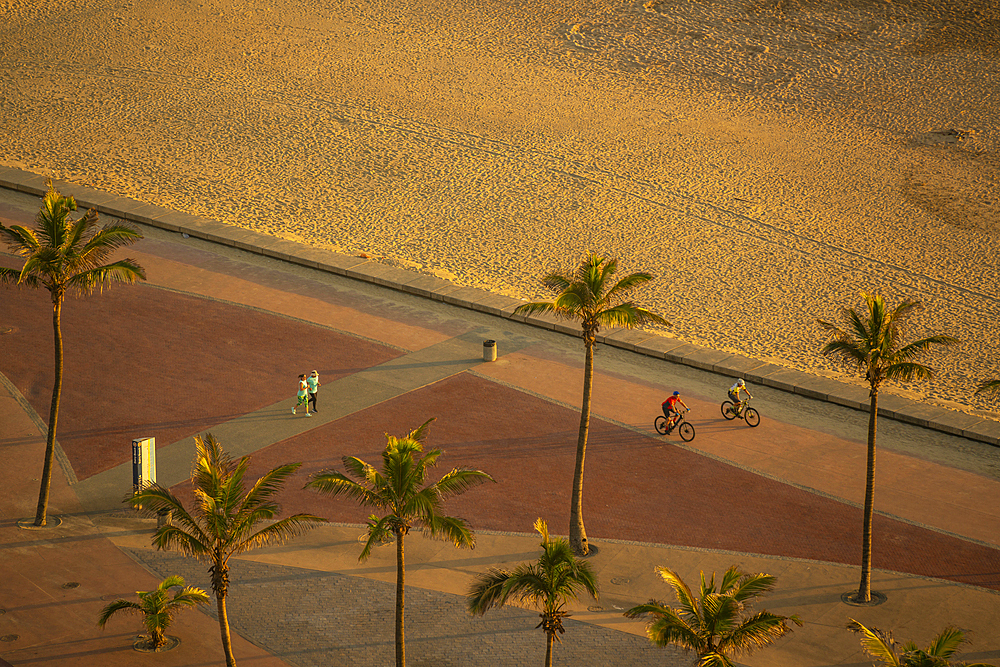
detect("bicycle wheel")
(654, 416), (668, 435)
(721, 401), (737, 420)
(679, 422), (695, 442)
(744, 408), (760, 427)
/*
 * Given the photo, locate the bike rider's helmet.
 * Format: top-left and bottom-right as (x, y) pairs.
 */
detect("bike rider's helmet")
(737, 379), (745, 387)
(673, 391), (680, 396)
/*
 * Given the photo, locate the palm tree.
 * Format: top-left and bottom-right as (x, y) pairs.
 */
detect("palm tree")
(515, 254), (668, 555)
(129, 434), (325, 667)
(98, 575), (209, 649)
(625, 565), (801, 666)
(848, 619), (992, 666)
(818, 293), (958, 603)
(467, 518), (599, 667)
(0, 180), (145, 526)
(306, 418), (494, 667)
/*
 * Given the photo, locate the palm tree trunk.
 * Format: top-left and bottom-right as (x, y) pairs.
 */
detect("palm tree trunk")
(569, 338), (594, 556)
(396, 529), (406, 667)
(217, 591), (237, 667)
(213, 556), (237, 667)
(34, 297), (63, 526)
(544, 631), (554, 667)
(858, 388), (878, 603)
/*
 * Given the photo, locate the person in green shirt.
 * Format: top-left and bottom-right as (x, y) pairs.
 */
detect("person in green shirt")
(293, 374), (311, 417)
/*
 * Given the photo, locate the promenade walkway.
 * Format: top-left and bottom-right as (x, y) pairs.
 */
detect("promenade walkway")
(1, 186), (998, 666)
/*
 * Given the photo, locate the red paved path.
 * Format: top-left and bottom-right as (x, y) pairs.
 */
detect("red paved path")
(3, 221), (999, 597)
(217, 371), (1000, 591)
(0, 255), (401, 479)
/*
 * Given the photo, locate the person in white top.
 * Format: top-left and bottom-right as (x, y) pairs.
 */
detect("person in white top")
(307, 370), (321, 413)
(728, 378), (752, 417)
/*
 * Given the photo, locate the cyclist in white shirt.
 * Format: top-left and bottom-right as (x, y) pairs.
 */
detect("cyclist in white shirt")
(728, 379), (752, 417)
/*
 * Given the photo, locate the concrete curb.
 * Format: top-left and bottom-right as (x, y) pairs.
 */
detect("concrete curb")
(2, 169), (997, 447)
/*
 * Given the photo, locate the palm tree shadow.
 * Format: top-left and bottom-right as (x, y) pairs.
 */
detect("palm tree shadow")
(51, 413), (250, 442)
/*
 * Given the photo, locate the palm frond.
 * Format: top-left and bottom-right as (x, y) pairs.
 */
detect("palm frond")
(513, 300), (562, 317)
(0, 266), (37, 286)
(97, 600), (143, 627)
(220, 454), (252, 508)
(240, 462), (304, 513)
(18, 249), (61, 285)
(729, 572), (776, 603)
(468, 568), (515, 615)
(306, 471), (384, 507)
(495, 567), (553, 607)
(232, 504), (284, 540)
(65, 259), (146, 294)
(0, 223), (40, 253)
(419, 513), (475, 548)
(170, 587), (210, 607)
(597, 303), (670, 329)
(656, 567), (699, 622)
(130, 485), (211, 546)
(848, 618), (900, 666)
(78, 222), (144, 259)
(623, 600), (670, 620)
(192, 434), (234, 499)
(399, 486), (441, 522)
(894, 335), (960, 361)
(158, 575), (186, 590)
(341, 456), (381, 484)
(604, 271), (655, 301)
(149, 524), (212, 558)
(697, 652), (736, 667)
(385, 446), (421, 503)
(577, 254), (608, 292)
(719, 611), (798, 654)
(235, 513), (326, 556)
(554, 284), (590, 314)
(701, 593), (742, 638)
(884, 362), (935, 383)
(700, 570), (717, 599)
(625, 603), (702, 652)
(844, 303), (877, 354)
(718, 566), (742, 595)
(359, 514), (397, 562)
(541, 272), (573, 293)
(923, 626), (967, 659)
(819, 338), (867, 366)
(431, 467), (495, 498)
(405, 417), (436, 443)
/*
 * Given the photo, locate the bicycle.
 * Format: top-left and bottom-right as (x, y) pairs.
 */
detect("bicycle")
(654, 409), (695, 442)
(720, 397), (760, 427)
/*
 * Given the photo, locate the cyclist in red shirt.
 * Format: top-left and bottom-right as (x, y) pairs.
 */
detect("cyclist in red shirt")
(661, 391), (690, 432)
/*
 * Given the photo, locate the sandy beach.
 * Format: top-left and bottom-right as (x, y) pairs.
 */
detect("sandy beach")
(1, 0), (998, 416)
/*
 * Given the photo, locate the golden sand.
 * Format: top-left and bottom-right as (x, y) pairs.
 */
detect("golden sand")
(1, 0), (998, 415)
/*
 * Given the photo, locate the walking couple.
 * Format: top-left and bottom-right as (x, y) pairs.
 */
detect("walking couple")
(293, 370), (321, 417)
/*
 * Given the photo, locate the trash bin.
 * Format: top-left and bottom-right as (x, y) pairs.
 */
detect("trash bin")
(483, 339), (497, 362)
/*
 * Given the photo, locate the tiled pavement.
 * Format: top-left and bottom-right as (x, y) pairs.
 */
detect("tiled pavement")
(1, 183), (999, 666)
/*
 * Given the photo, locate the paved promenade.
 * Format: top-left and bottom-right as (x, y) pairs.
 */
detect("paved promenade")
(1, 185), (999, 666)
